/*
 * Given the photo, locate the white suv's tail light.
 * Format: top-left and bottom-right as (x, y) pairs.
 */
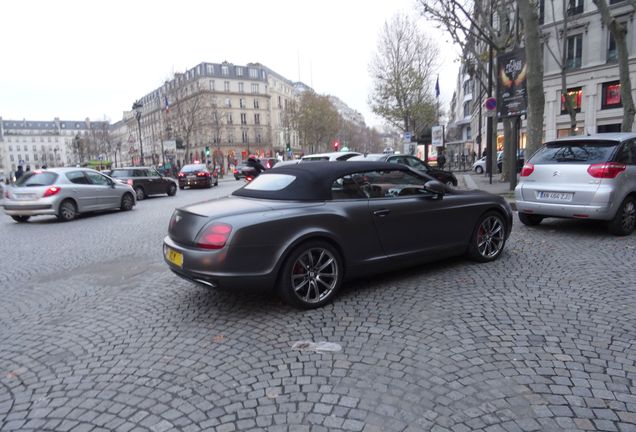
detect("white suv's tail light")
(587, 163), (626, 179)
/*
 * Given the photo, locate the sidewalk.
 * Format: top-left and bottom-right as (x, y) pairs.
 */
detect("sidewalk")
(457, 171), (518, 209)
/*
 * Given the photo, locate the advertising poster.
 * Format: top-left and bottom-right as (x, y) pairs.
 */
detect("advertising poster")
(497, 47), (528, 118)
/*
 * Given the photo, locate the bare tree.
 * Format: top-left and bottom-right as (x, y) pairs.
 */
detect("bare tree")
(593, 0), (636, 131)
(292, 91), (340, 154)
(167, 75), (206, 164)
(368, 13), (439, 137)
(517, 0), (545, 158)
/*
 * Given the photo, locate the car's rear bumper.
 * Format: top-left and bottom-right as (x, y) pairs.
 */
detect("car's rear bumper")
(4, 203), (55, 216)
(515, 199), (614, 220)
(179, 178), (210, 188)
(163, 237), (277, 290)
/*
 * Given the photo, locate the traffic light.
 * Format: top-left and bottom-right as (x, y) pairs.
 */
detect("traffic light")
(205, 146), (210, 156)
(334, 141), (340, 151)
(286, 143), (291, 152)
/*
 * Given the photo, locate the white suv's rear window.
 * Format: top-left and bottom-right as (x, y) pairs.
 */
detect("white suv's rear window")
(531, 141), (618, 164)
(244, 174), (295, 191)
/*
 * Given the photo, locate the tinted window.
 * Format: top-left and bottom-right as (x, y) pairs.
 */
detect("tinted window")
(331, 175), (367, 199)
(16, 171), (57, 187)
(302, 156), (329, 161)
(85, 171), (110, 185)
(244, 174), (295, 191)
(66, 171), (90, 184)
(110, 170), (131, 178)
(134, 169), (148, 177)
(530, 140), (619, 164)
(351, 169), (430, 199)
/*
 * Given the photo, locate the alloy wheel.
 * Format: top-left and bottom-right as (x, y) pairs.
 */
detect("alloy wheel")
(620, 200), (636, 233)
(476, 215), (505, 259)
(290, 247), (339, 304)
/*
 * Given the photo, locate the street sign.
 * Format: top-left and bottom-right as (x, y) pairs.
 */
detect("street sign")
(484, 97), (497, 111)
(403, 132), (412, 142)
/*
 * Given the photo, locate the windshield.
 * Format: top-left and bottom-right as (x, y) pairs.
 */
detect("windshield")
(530, 140), (619, 164)
(15, 171), (58, 187)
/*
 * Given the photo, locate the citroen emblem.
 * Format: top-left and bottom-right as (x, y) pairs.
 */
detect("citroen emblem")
(553, 171), (561, 176)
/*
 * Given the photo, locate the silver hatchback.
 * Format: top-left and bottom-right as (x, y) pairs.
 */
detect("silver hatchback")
(3, 167), (136, 223)
(515, 133), (636, 235)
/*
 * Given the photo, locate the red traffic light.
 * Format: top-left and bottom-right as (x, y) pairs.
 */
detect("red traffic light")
(334, 141), (340, 150)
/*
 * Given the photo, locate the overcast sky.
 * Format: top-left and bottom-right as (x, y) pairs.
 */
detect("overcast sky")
(0, 0), (459, 129)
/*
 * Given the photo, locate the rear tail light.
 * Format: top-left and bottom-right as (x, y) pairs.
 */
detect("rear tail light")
(43, 186), (61, 197)
(587, 162), (626, 179)
(178, 172), (185, 178)
(196, 223), (232, 249)
(246, 175), (254, 182)
(127, 179), (133, 186)
(196, 172), (210, 177)
(520, 163), (534, 177)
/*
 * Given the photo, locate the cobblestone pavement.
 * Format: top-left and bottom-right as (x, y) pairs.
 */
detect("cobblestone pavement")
(1, 179), (635, 432)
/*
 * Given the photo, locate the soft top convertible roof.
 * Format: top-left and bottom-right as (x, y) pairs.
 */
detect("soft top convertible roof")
(232, 161), (414, 201)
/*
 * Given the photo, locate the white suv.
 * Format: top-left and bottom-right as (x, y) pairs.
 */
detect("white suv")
(515, 133), (636, 235)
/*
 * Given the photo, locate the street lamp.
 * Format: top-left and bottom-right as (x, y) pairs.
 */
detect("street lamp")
(132, 100), (144, 166)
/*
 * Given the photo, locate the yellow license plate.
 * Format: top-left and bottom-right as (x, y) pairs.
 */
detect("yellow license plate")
(165, 247), (183, 268)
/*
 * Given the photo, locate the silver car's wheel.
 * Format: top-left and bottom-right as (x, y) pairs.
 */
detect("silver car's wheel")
(11, 215), (30, 223)
(120, 193), (134, 211)
(467, 212), (506, 262)
(57, 200), (77, 222)
(609, 196), (636, 236)
(278, 241), (342, 309)
(475, 166), (483, 174)
(167, 183), (177, 196)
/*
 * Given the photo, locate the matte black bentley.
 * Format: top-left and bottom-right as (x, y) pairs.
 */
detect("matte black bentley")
(163, 161), (513, 308)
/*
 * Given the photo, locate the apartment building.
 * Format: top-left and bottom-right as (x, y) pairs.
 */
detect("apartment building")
(448, 0), (635, 160)
(0, 117), (108, 180)
(128, 61), (299, 170)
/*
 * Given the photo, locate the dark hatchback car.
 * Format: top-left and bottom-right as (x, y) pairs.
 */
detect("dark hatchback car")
(109, 167), (177, 200)
(178, 164), (218, 189)
(163, 161), (512, 309)
(349, 153), (458, 186)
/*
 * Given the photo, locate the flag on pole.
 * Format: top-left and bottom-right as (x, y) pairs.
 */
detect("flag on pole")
(435, 76), (440, 98)
(164, 95), (170, 113)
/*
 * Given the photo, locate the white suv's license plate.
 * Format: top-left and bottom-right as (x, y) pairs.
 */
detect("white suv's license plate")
(537, 191), (573, 201)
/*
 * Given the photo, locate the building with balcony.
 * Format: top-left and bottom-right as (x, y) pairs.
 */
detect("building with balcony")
(0, 117), (108, 181)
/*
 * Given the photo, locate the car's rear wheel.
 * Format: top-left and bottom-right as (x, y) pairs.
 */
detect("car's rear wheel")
(475, 166), (484, 174)
(179, 185), (185, 190)
(167, 183), (177, 196)
(608, 196), (636, 236)
(278, 240), (342, 309)
(467, 211), (506, 262)
(134, 187), (145, 200)
(214, 178), (218, 187)
(57, 199), (77, 222)
(11, 215), (30, 223)
(120, 193), (134, 211)
(518, 212), (543, 226)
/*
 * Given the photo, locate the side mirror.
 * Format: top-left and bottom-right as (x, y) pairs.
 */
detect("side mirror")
(423, 180), (445, 199)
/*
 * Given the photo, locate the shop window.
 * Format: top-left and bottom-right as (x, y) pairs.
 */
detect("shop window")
(601, 81), (622, 109)
(561, 87), (583, 113)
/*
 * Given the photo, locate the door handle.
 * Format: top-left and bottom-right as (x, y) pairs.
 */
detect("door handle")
(373, 209), (391, 217)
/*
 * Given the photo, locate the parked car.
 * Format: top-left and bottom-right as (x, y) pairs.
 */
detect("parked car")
(300, 151), (361, 162)
(3, 167), (135, 222)
(349, 153), (458, 186)
(497, 150), (524, 173)
(472, 157), (487, 174)
(177, 164), (218, 189)
(260, 158), (279, 169)
(515, 133), (636, 235)
(233, 162), (248, 180)
(163, 161), (512, 309)
(109, 166), (177, 200)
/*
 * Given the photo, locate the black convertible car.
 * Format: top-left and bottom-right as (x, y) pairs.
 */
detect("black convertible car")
(163, 161), (512, 308)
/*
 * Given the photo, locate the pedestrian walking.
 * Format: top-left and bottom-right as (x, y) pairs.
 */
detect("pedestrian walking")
(14, 165), (24, 181)
(437, 152), (447, 170)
